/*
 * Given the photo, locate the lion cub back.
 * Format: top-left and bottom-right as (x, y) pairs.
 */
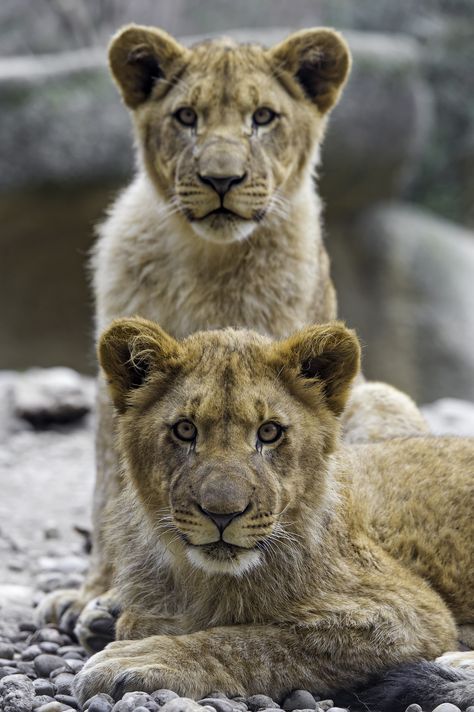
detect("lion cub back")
(350, 436), (474, 620)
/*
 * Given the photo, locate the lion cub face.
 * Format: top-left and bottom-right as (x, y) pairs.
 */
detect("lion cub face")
(108, 26), (351, 244)
(99, 319), (359, 575)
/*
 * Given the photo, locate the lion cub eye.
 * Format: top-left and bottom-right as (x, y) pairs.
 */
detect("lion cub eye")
(172, 419), (197, 442)
(252, 107), (277, 127)
(174, 107), (197, 127)
(257, 421), (283, 445)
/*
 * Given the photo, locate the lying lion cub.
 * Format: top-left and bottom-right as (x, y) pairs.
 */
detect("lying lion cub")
(74, 317), (474, 709)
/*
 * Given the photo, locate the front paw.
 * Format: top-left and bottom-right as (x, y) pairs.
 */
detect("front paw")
(73, 637), (225, 704)
(36, 587), (85, 634)
(75, 589), (121, 653)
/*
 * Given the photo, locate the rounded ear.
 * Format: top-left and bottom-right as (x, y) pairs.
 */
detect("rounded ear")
(268, 28), (351, 114)
(108, 24), (188, 109)
(273, 322), (361, 416)
(98, 317), (180, 413)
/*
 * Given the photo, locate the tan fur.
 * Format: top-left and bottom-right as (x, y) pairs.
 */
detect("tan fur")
(73, 318), (473, 704)
(37, 26), (427, 634)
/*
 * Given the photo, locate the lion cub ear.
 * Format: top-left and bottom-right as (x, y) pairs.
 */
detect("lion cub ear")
(98, 317), (181, 413)
(274, 323), (360, 416)
(268, 28), (351, 114)
(108, 24), (189, 109)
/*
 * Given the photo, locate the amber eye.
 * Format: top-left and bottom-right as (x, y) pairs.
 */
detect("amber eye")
(252, 107), (277, 127)
(257, 421), (283, 445)
(172, 420), (197, 442)
(174, 107), (197, 127)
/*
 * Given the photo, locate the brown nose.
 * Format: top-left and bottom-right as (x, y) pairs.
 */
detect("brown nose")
(200, 506), (247, 534)
(198, 173), (246, 197)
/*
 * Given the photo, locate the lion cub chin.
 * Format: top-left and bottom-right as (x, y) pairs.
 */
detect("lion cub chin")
(72, 317), (474, 710)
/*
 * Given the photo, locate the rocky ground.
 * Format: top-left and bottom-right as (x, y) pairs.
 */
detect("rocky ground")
(0, 368), (473, 711)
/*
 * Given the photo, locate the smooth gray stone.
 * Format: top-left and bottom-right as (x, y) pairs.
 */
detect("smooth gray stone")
(83, 692), (114, 712)
(33, 678), (57, 696)
(150, 689), (180, 705)
(0, 644), (15, 660)
(282, 691), (318, 711)
(34, 654), (66, 678)
(247, 696), (279, 711)
(53, 672), (75, 695)
(432, 705), (462, 712)
(199, 698), (234, 712)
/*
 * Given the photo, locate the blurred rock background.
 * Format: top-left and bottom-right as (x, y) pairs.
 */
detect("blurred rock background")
(1, 0), (473, 403)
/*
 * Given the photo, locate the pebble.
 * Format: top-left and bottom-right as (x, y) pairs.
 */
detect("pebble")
(466, 707), (474, 712)
(35, 703), (71, 712)
(83, 692), (114, 712)
(54, 671), (75, 695)
(32, 629), (68, 646)
(326, 708), (349, 712)
(0, 657), (17, 667)
(247, 696), (279, 711)
(231, 703), (248, 712)
(0, 666), (19, 678)
(160, 699), (212, 712)
(33, 696), (56, 708)
(318, 703), (334, 712)
(18, 623), (37, 633)
(34, 678), (57, 696)
(16, 660), (37, 676)
(0, 673), (35, 712)
(0, 643), (15, 659)
(151, 690), (179, 705)
(199, 698), (234, 712)
(21, 644), (43, 661)
(404, 706), (422, 712)
(63, 658), (85, 673)
(432, 706), (461, 712)
(55, 694), (80, 709)
(40, 643), (60, 654)
(282, 691), (317, 711)
(34, 654), (66, 677)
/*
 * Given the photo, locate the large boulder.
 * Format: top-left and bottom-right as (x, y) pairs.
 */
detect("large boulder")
(329, 202), (474, 402)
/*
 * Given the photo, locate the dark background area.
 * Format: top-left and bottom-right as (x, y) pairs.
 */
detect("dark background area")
(1, 0), (473, 402)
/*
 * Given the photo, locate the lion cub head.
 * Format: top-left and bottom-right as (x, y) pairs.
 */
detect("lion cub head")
(108, 25), (351, 243)
(99, 319), (359, 576)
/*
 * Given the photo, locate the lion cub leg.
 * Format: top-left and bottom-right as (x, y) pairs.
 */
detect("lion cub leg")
(342, 381), (429, 443)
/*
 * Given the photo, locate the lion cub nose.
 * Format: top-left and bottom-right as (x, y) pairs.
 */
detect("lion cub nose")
(198, 173), (246, 197)
(200, 507), (247, 534)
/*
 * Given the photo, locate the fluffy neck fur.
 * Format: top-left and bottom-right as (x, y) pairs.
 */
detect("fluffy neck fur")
(94, 162), (335, 340)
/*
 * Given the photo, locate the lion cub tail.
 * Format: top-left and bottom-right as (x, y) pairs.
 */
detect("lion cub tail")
(334, 661), (474, 711)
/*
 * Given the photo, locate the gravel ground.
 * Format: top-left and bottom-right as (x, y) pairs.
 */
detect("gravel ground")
(1, 368), (473, 712)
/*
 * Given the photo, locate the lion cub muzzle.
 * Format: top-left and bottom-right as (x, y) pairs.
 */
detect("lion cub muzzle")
(197, 137), (248, 201)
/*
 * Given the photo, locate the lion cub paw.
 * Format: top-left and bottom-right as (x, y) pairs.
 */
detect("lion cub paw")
(35, 587), (86, 635)
(74, 638), (195, 703)
(74, 589), (121, 653)
(436, 650), (474, 669)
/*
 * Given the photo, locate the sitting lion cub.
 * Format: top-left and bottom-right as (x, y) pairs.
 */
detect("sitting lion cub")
(74, 317), (474, 710)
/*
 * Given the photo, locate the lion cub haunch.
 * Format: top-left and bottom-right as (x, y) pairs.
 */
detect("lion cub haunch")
(72, 317), (473, 709)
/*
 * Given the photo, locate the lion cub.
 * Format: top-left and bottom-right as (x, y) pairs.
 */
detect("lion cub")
(73, 318), (474, 710)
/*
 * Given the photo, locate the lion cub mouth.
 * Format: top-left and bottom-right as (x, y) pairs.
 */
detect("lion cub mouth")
(186, 541), (262, 576)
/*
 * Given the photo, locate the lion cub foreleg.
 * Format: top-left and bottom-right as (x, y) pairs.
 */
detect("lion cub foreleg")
(74, 608), (455, 705)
